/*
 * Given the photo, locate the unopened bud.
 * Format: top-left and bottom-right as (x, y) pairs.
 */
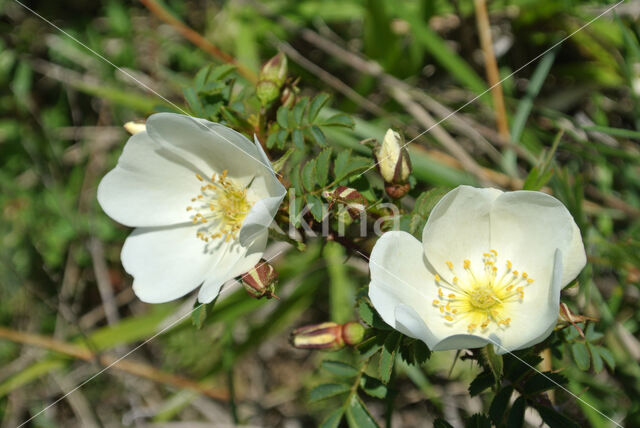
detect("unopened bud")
(374, 129), (412, 195)
(257, 52), (288, 106)
(322, 186), (367, 219)
(123, 121), (146, 135)
(290, 321), (365, 351)
(385, 183), (411, 199)
(241, 260), (279, 299)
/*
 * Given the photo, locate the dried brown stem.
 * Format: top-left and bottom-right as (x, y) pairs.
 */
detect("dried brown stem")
(474, 0), (511, 141)
(0, 326), (228, 401)
(139, 0), (257, 84)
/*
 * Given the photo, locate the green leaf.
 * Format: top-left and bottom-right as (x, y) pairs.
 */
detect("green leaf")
(357, 300), (391, 330)
(292, 128), (305, 149)
(333, 151), (371, 182)
(277, 106), (290, 129)
(596, 346), (615, 370)
(305, 194), (325, 222)
(183, 87), (205, 117)
(309, 93), (331, 122)
(321, 113), (355, 128)
(0, 359), (67, 398)
(506, 396), (526, 428)
(480, 344), (503, 385)
(356, 334), (386, 359)
(535, 405), (580, 428)
(316, 148), (332, 188)
(309, 383), (350, 402)
(359, 374), (387, 398)
(571, 342), (591, 370)
(489, 385), (514, 425)
(310, 125), (327, 146)
(522, 372), (567, 395)
(465, 413), (492, 428)
(588, 343), (604, 373)
(276, 128), (289, 149)
(302, 159), (317, 192)
(322, 360), (359, 378)
(191, 301), (207, 329)
(379, 331), (401, 384)
(434, 419), (454, 428)
(293, 97), (309, 125)
(468, 371), (494, 397)
(398, 337), (430, 366)
(345, 395), (379, 428)
(320, 407), (345, 428)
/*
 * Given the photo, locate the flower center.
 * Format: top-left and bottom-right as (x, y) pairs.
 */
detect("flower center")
(431, 250), (535, 333)
(186, 170), (252, 242)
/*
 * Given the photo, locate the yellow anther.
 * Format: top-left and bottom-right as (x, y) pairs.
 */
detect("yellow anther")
(435, 274), (441, 282)
(448, 293), (456, 299)
(186, 206), (193, 211)
(432, 299), (440, 306)
(467, 323), (477, 332)
(444, 314), (454, 321)
(481, 321), (489, 329)
(522, 272), (528, 279)
(506, 285), (514, 291)
(490, 249), (497, 256)
(439, 306), (445, 313)
(492, 266), (498, 273)
(512, 270), (518, 276)
(438, 288), (443, 297)
(483, 252), (490, 257)
(452, 309), (458, 314)
(453, 276), (458, 284)
(527, 278), (534, 283)
(445, 303), (451, 311)
(446, 261), (453, 270)
(506, 260), (512, 269)
(195, 173), (203, 181)
(464, 259), (471, 269)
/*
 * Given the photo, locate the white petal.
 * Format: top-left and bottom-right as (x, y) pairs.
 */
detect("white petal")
(146, 113), (271, 179)
(489, 190), (586, 290)
(369, 231), (454, 349)
(197, 230), (268, 303)
(422, 186), (503, 278)
(121, 224), (213, 303)
(490, 250), (564, 354)
(239, 177), (286, 245)
(97, 132), (197, 227)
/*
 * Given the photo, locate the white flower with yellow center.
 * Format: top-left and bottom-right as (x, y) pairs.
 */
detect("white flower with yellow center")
(368, 186), (586, 353)
(97, 113), (286, 304)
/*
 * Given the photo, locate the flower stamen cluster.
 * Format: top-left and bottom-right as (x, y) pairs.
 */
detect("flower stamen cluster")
(431, 249), (535, 333)
(186, 170), (252, 242)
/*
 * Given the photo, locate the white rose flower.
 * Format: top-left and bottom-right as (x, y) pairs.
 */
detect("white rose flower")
(98, 113), (286, 304)
(368, 185), (586, 354)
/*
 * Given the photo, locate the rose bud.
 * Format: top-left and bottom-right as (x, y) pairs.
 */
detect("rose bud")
(290, 321), (365, 351)
(322, 186), (367, 219)
(257, 52), (288, 106)
(241, 260), (279, 300)
(373, 129), (412, 198)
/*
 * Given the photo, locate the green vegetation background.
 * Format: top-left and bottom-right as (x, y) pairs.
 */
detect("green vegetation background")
(0, 0), (639, 426)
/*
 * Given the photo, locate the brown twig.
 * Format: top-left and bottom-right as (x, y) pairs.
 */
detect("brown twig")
(139, 0), (257, 84)
(0, 326), (229, 401)
(474, 0), (511, 141)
